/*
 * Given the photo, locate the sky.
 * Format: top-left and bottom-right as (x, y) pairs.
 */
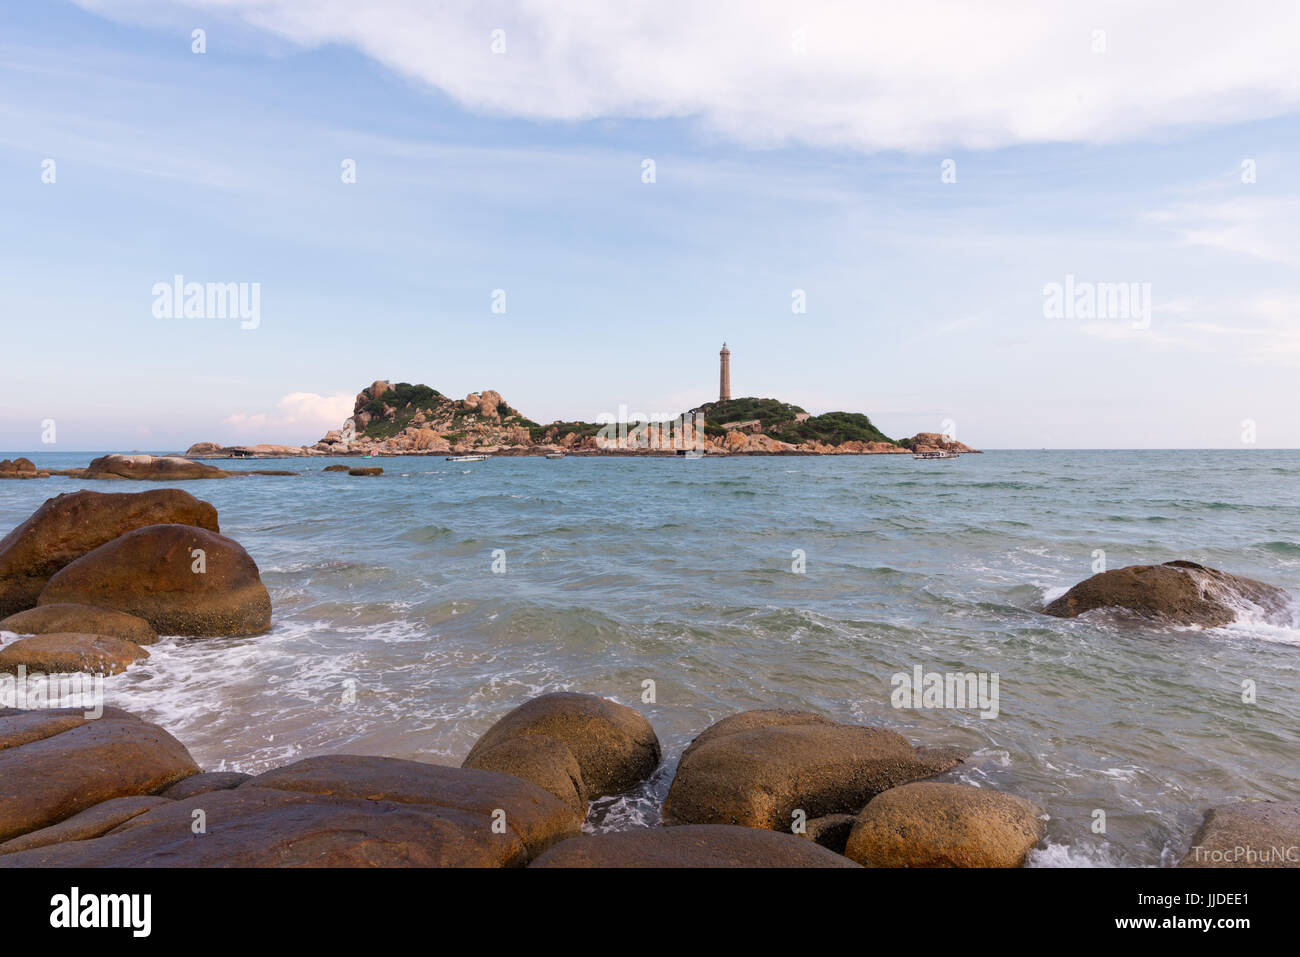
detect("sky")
(2, 0), (1299, 450)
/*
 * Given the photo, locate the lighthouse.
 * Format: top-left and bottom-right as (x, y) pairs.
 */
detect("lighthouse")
(719, 343), (731, 402)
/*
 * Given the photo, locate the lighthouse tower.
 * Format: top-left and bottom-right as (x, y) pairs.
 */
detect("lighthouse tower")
(719, 343), (731, 402)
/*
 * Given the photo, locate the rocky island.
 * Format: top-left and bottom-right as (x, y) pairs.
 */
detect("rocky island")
(185, 379), (981, 459)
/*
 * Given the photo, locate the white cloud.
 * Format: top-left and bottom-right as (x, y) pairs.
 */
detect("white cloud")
(223, 391), (352, 438)
(74, 0), (1300, 152)
(1145, 196), (1300, 266)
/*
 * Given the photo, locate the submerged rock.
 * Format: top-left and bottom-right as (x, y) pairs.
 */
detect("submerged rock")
(38, 524), (271, 637)
(1043, 561), (1293, 628)
(348, 467), (383, 476)
(0, 603), (158, 646)
(663, 709), (965, 830)
(1179, 801), (1300, 868)
(529, 824), (861, 868)
(0, 633), (149, 676)
(0, 489), (219, 618)
(844, 781), (1045, 867)
(464, 692), (660, 803)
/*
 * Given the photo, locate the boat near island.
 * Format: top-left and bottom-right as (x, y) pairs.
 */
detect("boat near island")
(446, 454), (489, 462)
(545, 452), (564, 459)
(913, 450), (959, 460)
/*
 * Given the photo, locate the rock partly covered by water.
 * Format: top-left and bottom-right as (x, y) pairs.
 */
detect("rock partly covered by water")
(464, 692), (661, 807)
(38, 524), (272, 637)
(1178, 801), (1300, 868)
(0, 458), (46, 479)
(0, 603), (158, 645)
(663, 709), (966, 829)
(844, 781), (1045, 867)
(0, 489), (219, 618)
(0, 633), (149, 676)
(1043, 560), (1293, 628)
(0, 754), (580, 867)
(84, 453), (232, 480)
(0, 707), (199, 844)
(530, 824), (862, 868)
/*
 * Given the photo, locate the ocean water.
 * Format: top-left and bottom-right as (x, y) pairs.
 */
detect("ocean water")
(2, 449), (1298, 867)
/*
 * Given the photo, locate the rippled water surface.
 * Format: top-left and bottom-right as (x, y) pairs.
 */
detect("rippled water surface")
(3, 450), (1298, 866)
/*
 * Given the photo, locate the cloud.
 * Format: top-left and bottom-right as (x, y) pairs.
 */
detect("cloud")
(1077, 293), (1300, 367)
(73, 0), (1300, 152)
(223, 391), (352, 439)
(1145, 196), (1300, 267)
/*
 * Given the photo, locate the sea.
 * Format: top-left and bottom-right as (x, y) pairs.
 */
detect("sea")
(2, 449), (1297, 867)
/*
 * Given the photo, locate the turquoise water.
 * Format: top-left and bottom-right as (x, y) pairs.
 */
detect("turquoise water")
(2, 450), (1298, 866)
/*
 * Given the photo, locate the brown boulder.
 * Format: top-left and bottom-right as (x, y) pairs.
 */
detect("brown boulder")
(0, 633), (149, 675)
(463, 734), (588, 814)
(1178, 801), (1300, 868)
(244, 754), (580, 861)
(158, 771), (252, 800)
(322, 464), (350, 472)
(348, 467), (383, 476)
(0, 603), (158, 645)
(38, 524), (271, 637)
(0, 754), (581, 867)
(0, 707), (198, 843)
(801, 812), (858, 854)
(0, 458), (44, 479)
(464, 692), (660, 799)
(0, 489), (219, 618)
(663, 710), (965, 830)
(0, 795), (171, 855)
(844, 782), (1045, 867)
(85, 454), (231, 480)
(1043, 561), (1293, 627)
(530, 825), (862, 868)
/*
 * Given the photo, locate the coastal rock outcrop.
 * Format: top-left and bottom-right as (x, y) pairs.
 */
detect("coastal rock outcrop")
(38, 524), (272, 637)
(1043, 561), (1293, 628)
(1178, 801), (1300, 868)
(0, 458), (46, 479)
(348, 467), (383, 476)
(0, 707), (198, 843)
(0, 754), (581, 867)
(85, 454), (231, 480)
(0, 603), (158, 645)
(529, 824), (862, 868)
(0, 633), (149, 676)
(0, 795), (173, 855)
(662, 709), (965, 830)
(0, 489), (220, 617)
(464, 692), (660, 803)
(843, 781), (1045, 867)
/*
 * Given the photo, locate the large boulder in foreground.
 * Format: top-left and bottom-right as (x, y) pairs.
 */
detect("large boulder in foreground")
(0, 707), (198, 843)
(464, 692), (660, 802)
(0, 796), (171, 855)
(85, 454), (231, 481)
(844, 781), (1045, 867)
(663, 710), (965, 830)
(0, 489), (219, 618)
(0, 603), (158, 645)
(0, 633), (149, 676)
(1178, 801), (1300, 868)
(0, 754), (580, 867)
(38, 524), (271, 637)
(530, 825), (861, 868)
(1043, 561), (1293, 628)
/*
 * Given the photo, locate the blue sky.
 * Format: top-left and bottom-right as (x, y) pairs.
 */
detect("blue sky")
(2, 1), (1299, 450)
